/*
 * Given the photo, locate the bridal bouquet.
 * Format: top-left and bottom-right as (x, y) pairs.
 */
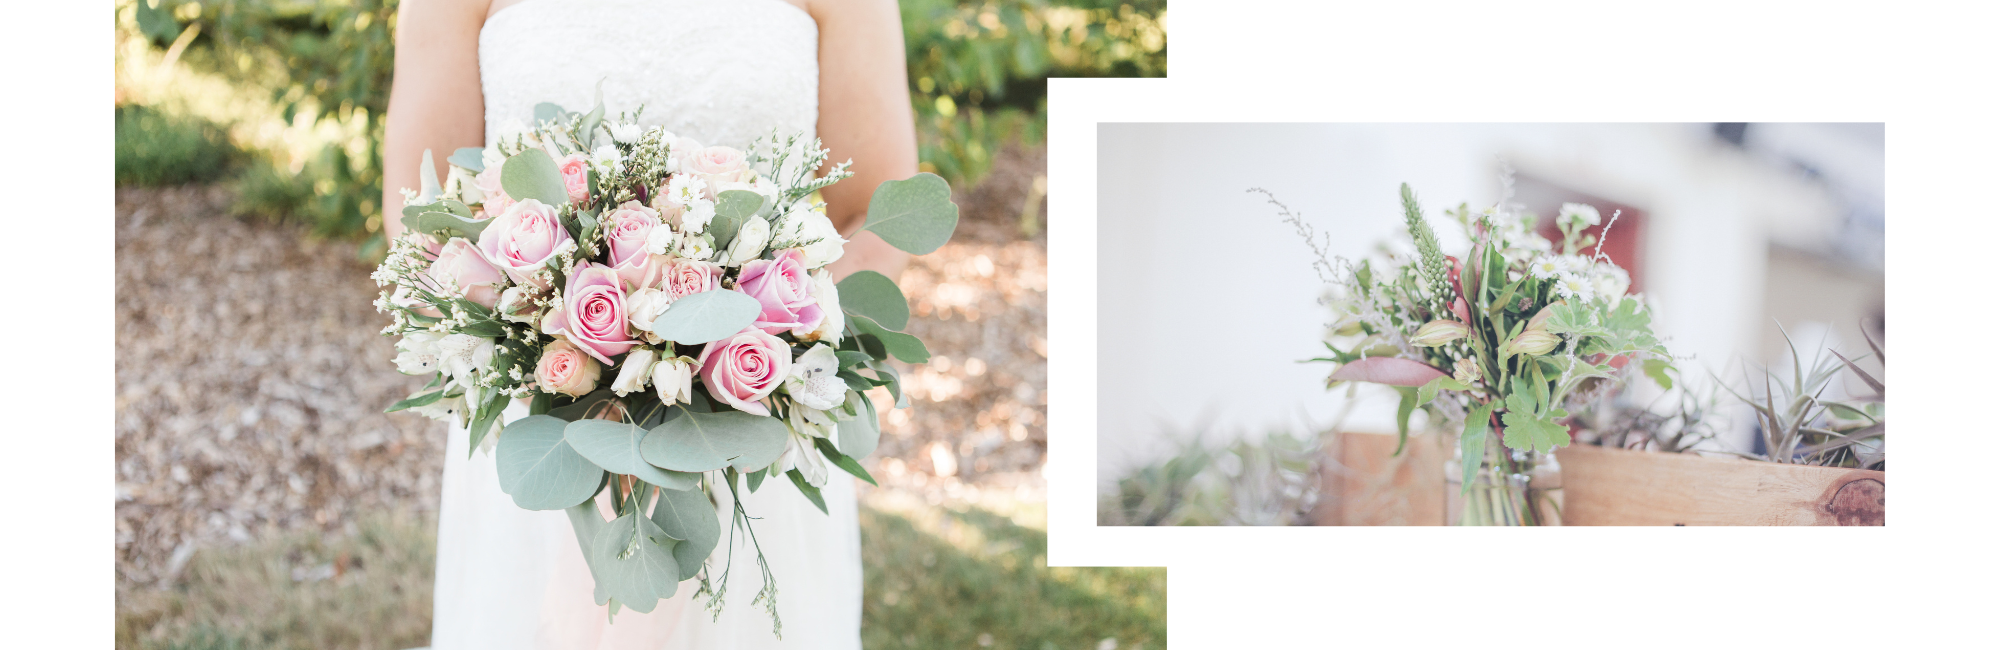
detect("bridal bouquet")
(1265, 179), (1672, 525)
(374, 92), (957, 626)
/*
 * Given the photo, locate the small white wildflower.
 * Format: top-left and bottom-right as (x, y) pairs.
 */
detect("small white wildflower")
(1552, 273), (1596, 303)
(665, 173), (708, 206)
(1528, 256), (1564, 280)
(677, 233), (716, 261)
(1560, 202), (1602, 227)
(590, 145), (621, 173)
(644, 225), (677, 256)
(608, 122), (643, 145)
(681, 199), (716, 234)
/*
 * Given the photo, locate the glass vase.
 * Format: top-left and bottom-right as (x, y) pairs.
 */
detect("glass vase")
(1445, 443), (1563, 526)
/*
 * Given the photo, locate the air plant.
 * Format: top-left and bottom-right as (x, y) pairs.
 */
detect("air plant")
(1719, 323), (1885, 469)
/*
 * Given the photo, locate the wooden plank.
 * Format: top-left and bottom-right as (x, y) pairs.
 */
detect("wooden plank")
(1312, 432), (1446, 526)
(1555, 444), (1885, 526)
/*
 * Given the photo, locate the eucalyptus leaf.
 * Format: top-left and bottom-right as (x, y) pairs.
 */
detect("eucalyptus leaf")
(578, 79), (607, 148)
(835, 270), (910, 331)
(863, 173), (960, 255)
(639, 408), (791, 472)
(746, 467), (767, 492)
(710, 190), (765, 249)
(448, 147), (486, 173)
(406, 211), (493, 240)
(501, 148), (570, 206)
(533, 102), (568, 124)
(588, 513), (680, 613)
(848, 314), (930, 364)
(547, 389), (618, 421)
(651, 289), (763, 345)
(564, 500), (614, 606)
(496, 415), (607, 510)
(564, 420), (700, 490)
(836, 395), (881, 459)
(649, 487), (719, 581)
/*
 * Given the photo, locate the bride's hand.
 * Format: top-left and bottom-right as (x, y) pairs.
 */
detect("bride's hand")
(806, 0), (918, 283)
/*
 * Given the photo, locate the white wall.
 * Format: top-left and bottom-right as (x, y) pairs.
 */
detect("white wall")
(1096, 123), (1839, 483)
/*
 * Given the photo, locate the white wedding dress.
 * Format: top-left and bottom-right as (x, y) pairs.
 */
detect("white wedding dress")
(429, 1), (862, 648)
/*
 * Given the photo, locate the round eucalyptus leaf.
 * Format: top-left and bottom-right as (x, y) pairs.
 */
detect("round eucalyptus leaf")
(863, 173), (959, 255)
(496, 415), (605, 510)
(564, 420), (700, 491)
(649, 487), (720, 581)
(500, 148), (570, 206)
(650, 289), (762, 345)
(639, 409), (790, 473)
(836, 395), (881, 460)
(588, 513), (680, 613)
(835, 270), (910, 331)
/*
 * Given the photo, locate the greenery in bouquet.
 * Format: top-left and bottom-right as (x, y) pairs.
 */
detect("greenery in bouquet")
(372, 91), (958, 632)
(1262, 178), (1675, 505)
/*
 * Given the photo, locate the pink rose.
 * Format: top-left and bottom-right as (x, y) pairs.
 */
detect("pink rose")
(555, 263), (636, 365)
(474, 166), (513, 216)
(662, 257), (721, 300)
(476, 199), (572, 289)
(428, 238), (506, 308)
(696, 327), (791, 416)
(734, 249), (823, 336)
(683, 145), (748, 195)
(602, 201), (667, 288)
(557, 153), (589, 202)
(535, 338), (601, 397)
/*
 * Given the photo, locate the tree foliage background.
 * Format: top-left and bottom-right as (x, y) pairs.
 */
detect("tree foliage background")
(113, 0), (1166, 252)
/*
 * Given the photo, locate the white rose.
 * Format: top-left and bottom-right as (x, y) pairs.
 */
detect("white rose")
(497, 286), (540, 324)
(652, 355), (694, 406)
(803, 269), (843, 345)
(446, 165), (482, 204)
(624, 287), (672, 344)
(724, 217), (771, 267)
(610, 347), (657, 397)
(480, 145), (506, 170)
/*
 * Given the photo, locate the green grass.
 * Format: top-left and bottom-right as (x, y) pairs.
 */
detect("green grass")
(862, 502), (1166, 649)
(118, 502), (1165, 649)
(115, 104), (241, 186)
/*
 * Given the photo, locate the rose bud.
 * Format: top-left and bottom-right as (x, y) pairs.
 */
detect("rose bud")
(1501, 329), (1561, 358)
(610, 347), (657, 397)
(1410, 319), (1470, 347)
(535, 338), (602, 397)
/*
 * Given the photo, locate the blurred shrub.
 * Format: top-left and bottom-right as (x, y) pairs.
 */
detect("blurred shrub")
(1100, 430), (1325, 527)
(115, 104), (242, 186)
(121, 0), (1164, 241)
(904, 0), (1166, 181)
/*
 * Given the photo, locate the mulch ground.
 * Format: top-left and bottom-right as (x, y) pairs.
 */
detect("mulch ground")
(114, 146), (1049, 591)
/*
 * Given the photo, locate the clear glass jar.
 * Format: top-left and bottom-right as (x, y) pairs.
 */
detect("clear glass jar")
(1445, 443), (1563, 526)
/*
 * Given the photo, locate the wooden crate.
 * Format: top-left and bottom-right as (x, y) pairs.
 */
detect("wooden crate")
(1310, 432), (1447, 526)
(1555, 444), (1885, 526)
